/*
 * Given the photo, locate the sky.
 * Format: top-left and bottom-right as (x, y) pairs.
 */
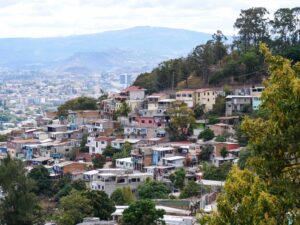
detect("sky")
(0, 0), (298, 38)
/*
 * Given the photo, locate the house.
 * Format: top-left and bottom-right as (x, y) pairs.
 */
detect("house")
(225, 95), (252, 116)
(68, 110), (101, 129)
(100, 99), (115, 120)
(111, 138), (141, 150)
(162, 156), (185, 168)
(86, 119), (115, 135)
(86, 168), (152, 195)
(131, 147), (153, 171)
(86, 136), (114, 155)
(195, 89), (217, 112)
(176, 90), (195, 108)
(47, 124), (68, 132)
(121, 86), (146, 100)
(53, 161), (88, 176)
(116, 157), (134, 170)
(152, 147), (175, 165)
(251, 86), (264, 110)
(146, 93), (167, 110)
(158, 99), (176, 110)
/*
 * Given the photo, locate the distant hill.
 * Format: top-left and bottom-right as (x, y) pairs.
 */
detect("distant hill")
(0, 26), (212, 73)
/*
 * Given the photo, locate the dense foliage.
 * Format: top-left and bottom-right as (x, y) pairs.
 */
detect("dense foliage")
(202, 162), (232, 181)
(111, 187), (135, 205)
(198, 128), (215, 141)
(122, 200), (165, 225)
(57, 96), (98, 117)
(0, 157), (43, 225)
(133, 7), (300, 92)
(137, 179), (171, 199)
(204, 44), (300, 224)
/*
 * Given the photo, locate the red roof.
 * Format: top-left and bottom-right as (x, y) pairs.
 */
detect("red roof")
(122, 86), (146, 92)
(95, 137), (113, 142)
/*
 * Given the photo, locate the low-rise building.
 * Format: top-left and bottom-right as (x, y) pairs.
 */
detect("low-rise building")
(176, 90), (195, 108)
(162, 156), (185, 168)
(251, 86), (264, 110)
(225, 95), (252, 116)
(87, 136), (114, 155)
(195, 89), (217, 112)
(86, 168), (152, 195)
(115, 157), (134, 170)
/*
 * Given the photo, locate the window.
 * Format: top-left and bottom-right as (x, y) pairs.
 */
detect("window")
(149, 120), (152, 123)
(101, 141), (105, 144)
(188, 94), (192, 97)
(117, 178), (125, 183)
(141, 120), (145, 123)
(182, 94), (186, 97)
(176, 94), (181, 97)
(96, 142), (98, 148)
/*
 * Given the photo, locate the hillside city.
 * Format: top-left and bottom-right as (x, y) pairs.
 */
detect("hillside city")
(0, 5), (299, 225)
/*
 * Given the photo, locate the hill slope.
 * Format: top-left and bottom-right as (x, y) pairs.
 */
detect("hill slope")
(0, 26), (212, 72)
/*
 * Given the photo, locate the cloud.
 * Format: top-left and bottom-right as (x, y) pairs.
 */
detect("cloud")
(0, 0), (298, 38)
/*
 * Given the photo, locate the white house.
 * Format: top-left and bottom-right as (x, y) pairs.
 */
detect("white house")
(116, 157), (134, 170)
(87, 168), (152, 195)
(86, 136), (113, 155)
(162, 156), (185, 168)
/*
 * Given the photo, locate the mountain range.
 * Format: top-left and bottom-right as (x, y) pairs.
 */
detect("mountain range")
(0, 26), (213, 74)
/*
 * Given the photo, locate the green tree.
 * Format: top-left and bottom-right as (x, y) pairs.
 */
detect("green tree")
(215, 135), (226, 142)
(180, 181), (202, 199)
(237, 148), (252, 169)
(122, 199), (165, 225)
(92, 154), (106, 169)
(0, 134), (8, 142)
(114, 102), (131, 119)
(202, 162), (232, 181)
(220, 147), (228, 159)
(111, 187), (135, 205)
(28, 165), (51, 195)
(84, 190), (116, 220)
(210, 96), (226, 116)
(102, 145), (117, 157)
(234, 7), (270, 51)
(271, 8), (298, 48)
(71, 179), (87, 191)
(207, 44), (300, 224)
(198, 128), (215, 141)
(137, 179), (171, 199)
(0, 157), (43, 225)
(80, 134), (89, 152)
(194, 104), (205, 119)
(111, 188), (125, 205)
(58, 191), (92, 225)
(204, 166), (283, 225)
(57, 96), (98, 117)
(167, 103), (196, 141)
(212, 30), (228, 63)
(169, 168), (186, 190)
(199, 145), (214, 161)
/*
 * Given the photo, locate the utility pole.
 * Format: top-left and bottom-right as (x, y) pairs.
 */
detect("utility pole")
(171, 71), (175, 92)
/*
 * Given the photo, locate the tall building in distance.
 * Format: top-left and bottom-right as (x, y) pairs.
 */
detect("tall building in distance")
(119, 74), (132, 89)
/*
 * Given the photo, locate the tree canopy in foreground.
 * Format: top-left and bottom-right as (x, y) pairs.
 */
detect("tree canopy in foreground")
(202, 44), (300, 224)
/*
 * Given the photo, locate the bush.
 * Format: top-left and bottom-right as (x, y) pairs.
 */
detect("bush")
(198, 128), (215, 141)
